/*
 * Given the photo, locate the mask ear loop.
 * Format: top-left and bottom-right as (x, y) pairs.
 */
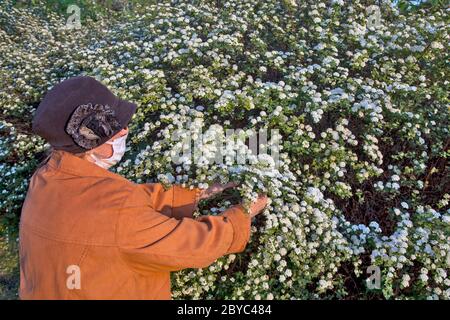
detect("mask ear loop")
(86, 141), (112, 164)
(104, 139), (116, 159)
(86, 131), (128, 166)
(91, 142), (115, 162)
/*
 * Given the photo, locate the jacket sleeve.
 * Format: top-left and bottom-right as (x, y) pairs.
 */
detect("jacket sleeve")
(116, 184), (251, 274)
(139, 182), (202, 219)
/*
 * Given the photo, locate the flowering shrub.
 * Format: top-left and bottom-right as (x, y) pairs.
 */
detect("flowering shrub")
(0, 0), (449, 299)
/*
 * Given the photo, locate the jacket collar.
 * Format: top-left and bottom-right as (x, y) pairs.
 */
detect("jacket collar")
(46, 149), (131, 181)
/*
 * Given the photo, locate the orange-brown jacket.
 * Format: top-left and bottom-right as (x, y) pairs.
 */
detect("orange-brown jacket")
(19, 150), (251, 299)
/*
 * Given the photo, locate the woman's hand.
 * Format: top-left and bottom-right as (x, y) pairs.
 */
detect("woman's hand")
(248, 194), (269, 218)
(197, 183), (269, 218)
(198, 181), (238, 201)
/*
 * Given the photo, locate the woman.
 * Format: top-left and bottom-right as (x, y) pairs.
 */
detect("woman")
(19, 76), (268, 300)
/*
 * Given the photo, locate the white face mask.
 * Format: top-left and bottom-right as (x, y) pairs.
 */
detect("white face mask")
(89, 132), (128, 170)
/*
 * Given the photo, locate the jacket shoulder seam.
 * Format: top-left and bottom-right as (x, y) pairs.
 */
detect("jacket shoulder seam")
(114, 183), (138, 247)
(114, 184), (158, 277)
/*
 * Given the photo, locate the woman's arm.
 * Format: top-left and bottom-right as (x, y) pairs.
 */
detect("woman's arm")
(140, 183), (201, 219)
(140, 181), (238, 219)
(116, 185), (251, 273)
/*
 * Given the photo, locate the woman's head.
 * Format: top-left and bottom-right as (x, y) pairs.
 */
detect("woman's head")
(32, 76), (137, 154)
(32, 76), (137, 169)
(38, 126), (130, 170)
